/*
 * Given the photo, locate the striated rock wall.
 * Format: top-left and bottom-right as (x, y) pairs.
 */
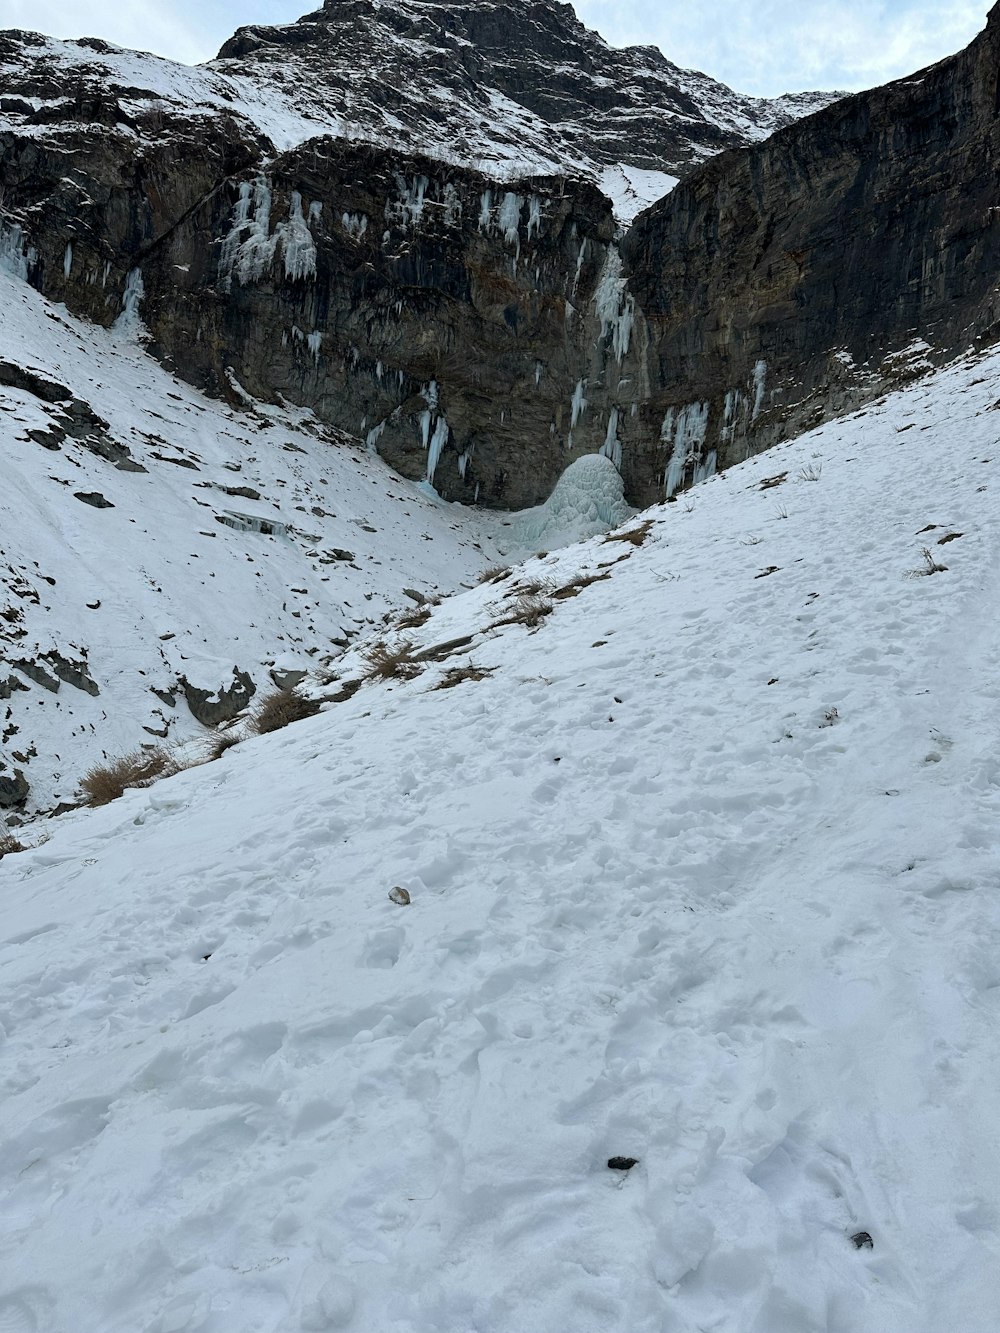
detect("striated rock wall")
(0, 100), (649, 509)
(135, 143), (640, 510)
(620, 4), (1000, 492)
(2, 5), (1000, 511)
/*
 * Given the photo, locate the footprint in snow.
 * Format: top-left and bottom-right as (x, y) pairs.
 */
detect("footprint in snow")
(0, 1292), (51, 1333)
(359, 926), (404, 969)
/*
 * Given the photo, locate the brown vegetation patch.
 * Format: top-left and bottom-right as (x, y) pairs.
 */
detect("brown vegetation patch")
(603, 519), (655, 548)
(253, 688), (322, 736)
(914, 547), (948, 576)
(492, 594), (553, 630)
(81, 748), (175, 807)
(432, 664), (496, 691)
(509, 577), (552, 597)
(208, 729), (243, 761)
(476, 566), (512, 585)
(362, 638), (422, 681)
(0, 832), (26, 858)
(396, 605), (432, 630)
(552, 571), (612, 601)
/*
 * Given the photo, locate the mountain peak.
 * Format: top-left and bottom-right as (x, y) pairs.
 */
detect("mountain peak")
(210, 0), (840, 220)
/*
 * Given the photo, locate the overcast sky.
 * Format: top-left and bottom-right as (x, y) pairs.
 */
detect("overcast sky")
(2, 0), (993, 96)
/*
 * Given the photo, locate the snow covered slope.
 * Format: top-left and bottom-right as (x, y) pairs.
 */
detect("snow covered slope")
(0, 1), (840, 223)
(0, 266), (523, 815)
(3, 342), (1000, 1330)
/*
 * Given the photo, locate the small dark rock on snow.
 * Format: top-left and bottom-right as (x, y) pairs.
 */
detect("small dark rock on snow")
(851, 1231), (874, 1250)
(607, 1157), (639, 1172)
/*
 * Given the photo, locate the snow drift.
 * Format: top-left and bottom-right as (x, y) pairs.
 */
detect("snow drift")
(3, 342), (1000, 1329)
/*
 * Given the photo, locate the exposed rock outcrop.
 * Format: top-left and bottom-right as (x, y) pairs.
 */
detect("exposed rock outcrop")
(0, 768), (29, 809)
(619, 4), (1000, 493)
(182, 670), (257, 727)
(1, 1), (998, 511)
(139, 146), (639, 509)
(0, 0), (838, 510)
(215, 0), (838, 197)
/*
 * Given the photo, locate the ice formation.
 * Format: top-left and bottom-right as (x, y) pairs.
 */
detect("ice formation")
(504, 452), (632, 549)
(663, 401), (713, 497)
(593, 247), (635, 363)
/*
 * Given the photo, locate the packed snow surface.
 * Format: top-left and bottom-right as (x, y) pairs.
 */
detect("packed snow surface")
(4, 346), (1000, 1330)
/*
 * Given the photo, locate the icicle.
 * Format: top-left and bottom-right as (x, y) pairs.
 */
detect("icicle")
(593, 247), (635, 362)
(113, 268), (147, 341)
(571, 380), (588, 429)
(426, 417), (449, 484)
(599, 407), (622, 471)
(664, 402), (711, 497)
(342, 212), (369, 240)
(752, 360), (767, 421)
(527, 196), (542, 239)
(498, 193), (522, 254)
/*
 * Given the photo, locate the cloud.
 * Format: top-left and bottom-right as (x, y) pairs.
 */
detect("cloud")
(3, 0), (208, 62)
(576, 0), (992, 95)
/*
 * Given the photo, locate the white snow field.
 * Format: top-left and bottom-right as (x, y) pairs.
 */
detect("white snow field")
(4, 342), (1000, 1331)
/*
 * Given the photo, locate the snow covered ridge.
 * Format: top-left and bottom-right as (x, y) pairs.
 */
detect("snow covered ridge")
(3, 338), (1000, 1329)
(0, 0), (839, 224)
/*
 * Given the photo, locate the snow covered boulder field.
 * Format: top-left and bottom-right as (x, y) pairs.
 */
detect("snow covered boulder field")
(4, 345), (1000, 1330)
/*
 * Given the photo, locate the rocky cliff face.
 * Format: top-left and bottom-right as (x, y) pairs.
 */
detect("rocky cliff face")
(214, 0), (836, 216)
(140, 146), (632, 509)
(0, 117), (633, 508)
(0, 0), (841, 510)
(619, 4), (1000, 493)
(3, 1), (999, 514)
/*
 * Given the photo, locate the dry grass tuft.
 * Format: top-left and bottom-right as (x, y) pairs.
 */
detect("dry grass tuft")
(80, 748), (176, 807)
(0, 832), (26, 858)
(603, 519), (655, 548)
(509, 577), (551, 597)
(477, 565), (512, 585)
(432, 663), (495, 691)
(207, 729), (243, 761)
(552, 571), (612, 601)
(396, 605), (432, 630)
(493, 594), (553, 630)
(252, 687), (322, 736)
(362, 638), (422, 681)
(915, 547), (948, 577)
